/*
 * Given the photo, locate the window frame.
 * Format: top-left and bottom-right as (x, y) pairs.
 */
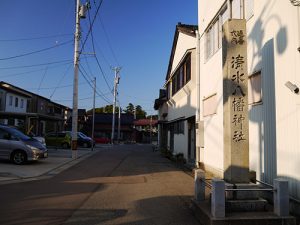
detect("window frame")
(171, 53), (192, 97)
(15, 97), (19, 108)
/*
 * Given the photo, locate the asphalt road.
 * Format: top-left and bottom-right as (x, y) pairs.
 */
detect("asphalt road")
(0, 144), (200, 225)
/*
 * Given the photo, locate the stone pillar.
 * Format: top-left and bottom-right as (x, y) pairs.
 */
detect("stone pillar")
(274, 179), (289, 216)
(211, 178), (225, 218)
(222, 19), (249, 183)
(194, 169), (205, 201)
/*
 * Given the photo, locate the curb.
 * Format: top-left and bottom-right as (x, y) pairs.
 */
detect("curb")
(0, 149), (100, 186)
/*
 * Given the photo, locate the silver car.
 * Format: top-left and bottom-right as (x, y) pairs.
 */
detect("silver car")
(0, 125), (48, 165)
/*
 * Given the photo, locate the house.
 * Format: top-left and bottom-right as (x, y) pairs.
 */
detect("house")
(133, 118), (158, 143)
(198, 0), (300, 215)
(83, 113), (134, 142)
(155, 23), (198, 164)
(154, 89), (168, 149)
(0, 81), (70, 135)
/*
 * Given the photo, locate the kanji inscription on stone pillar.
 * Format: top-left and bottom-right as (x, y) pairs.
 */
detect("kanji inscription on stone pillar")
(222, 19), (249, 183)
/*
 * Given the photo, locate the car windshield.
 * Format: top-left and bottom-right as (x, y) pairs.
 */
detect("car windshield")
(8, 127), (31, 141)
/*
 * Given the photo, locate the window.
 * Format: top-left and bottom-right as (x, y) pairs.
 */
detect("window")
(171, 54), (192, 96)
(248, 71), (262, 105)
(173, 120), (184, 134)
(205, 18), (222, 60)
(9, 96), (13, 106)
(20, 99), (24, 108)
(185, 55), (191, 82)
(203, 93), (218, 117)
(166, 84), (170, 100)
(15, 97), (18, 107)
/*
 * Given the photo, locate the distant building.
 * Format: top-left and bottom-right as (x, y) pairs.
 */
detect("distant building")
(84, 113), (134, 142)
(133, 118), (158, 143)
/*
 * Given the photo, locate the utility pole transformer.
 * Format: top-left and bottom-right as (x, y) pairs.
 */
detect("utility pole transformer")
(111, 67), (121, 144)
(72, 0), (86, 158)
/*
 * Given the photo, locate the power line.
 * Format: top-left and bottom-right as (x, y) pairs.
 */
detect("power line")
(0, 40), (73, 61)
(28, 82), (87, 90)
(79, 0), (104, 57)
(98, 16), (120, 66)
(87, 8), (113, 94)
(79, 63), (112, 102)
(0, 61), (73, 78)
(0, 59), (72, 70)
(78, 66), (112, 104)
(0, 34), (73, 42)
(49, 63), (73, 99)
(37, 67), (48, 94)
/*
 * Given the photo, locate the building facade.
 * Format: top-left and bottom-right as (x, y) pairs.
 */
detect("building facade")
(0, 81), (70, 135)
(198, 0), (300, 214)
(155, 23), (198, 164)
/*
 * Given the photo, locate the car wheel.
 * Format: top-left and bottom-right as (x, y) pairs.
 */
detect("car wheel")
(11, 151), (27, 165)
(62, 142), (70, 149)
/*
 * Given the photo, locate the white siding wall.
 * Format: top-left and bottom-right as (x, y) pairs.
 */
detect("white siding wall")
(166, 32), (197, 158)
(198, 0), (300, 199)
(5, 93), (27, 113)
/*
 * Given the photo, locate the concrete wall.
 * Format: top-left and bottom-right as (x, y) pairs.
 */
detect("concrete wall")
(198, 0), (300, 201)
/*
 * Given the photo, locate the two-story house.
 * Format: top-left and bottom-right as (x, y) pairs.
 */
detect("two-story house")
(0, 81), (70, 136)
(0, 82), (32, 130)
(155, 23), (198, 164)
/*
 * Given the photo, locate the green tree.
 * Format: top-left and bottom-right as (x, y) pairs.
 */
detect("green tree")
(124, 103), (134, 114)
(135, 105), (147, 119)
(87, 104), (120, 114)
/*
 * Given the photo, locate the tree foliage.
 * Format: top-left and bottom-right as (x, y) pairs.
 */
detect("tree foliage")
(87, 103), (147, 119)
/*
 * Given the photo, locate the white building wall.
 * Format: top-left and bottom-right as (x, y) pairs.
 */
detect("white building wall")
(198, 0), (300, 199)
(5, 93), (28, 113)
(166, 32), (197, 158)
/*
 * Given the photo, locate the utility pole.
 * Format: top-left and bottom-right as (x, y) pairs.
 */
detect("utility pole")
(72, 0), (86, 159)
(118, 103), (121, 143)
(111, 67), (121, 144)
(150, 115), (153, 144)
(91, 77), (96, 151)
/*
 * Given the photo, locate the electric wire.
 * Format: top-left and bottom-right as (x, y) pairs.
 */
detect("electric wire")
(78, 66), (112, 104)
(98, 16), (120, 66)
(87, 6), (113, 94)
(49, 63), (73, 99)
(0, 40), (73, 61)
(0, 61), (73, 78)
(37, 67), (48, 94)
(79, 63), (112, 103)
(0, 34), (73, 42)
(78, 0), (104, 57)
(0, 59), (72, 70)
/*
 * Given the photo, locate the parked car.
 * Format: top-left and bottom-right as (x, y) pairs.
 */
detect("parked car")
(77, 132), (95, 148)
(0, 124), (48, 165)
(94, 136), (111, 144)
(45, 131), (95, 148)
(28, 132), (46, 146)
(44, 131), (71, 148)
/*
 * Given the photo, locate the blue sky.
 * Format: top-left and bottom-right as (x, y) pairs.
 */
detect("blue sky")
(0, 0), (197, 115)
